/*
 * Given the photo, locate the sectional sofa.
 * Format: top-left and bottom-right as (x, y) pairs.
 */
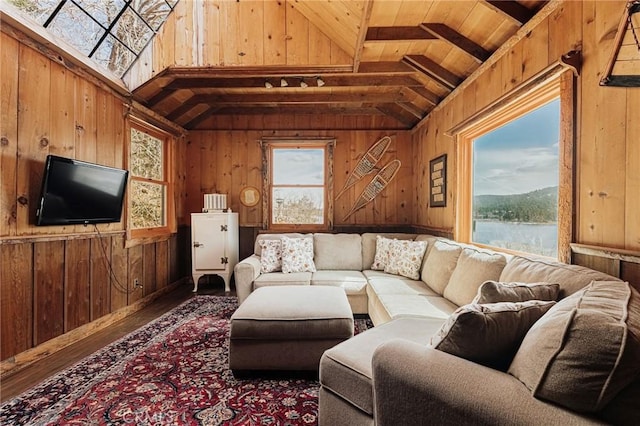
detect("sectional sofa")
(233, 232), (640, 425)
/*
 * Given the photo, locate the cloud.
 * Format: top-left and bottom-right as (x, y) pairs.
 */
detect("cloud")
(273, 148), (324, 184)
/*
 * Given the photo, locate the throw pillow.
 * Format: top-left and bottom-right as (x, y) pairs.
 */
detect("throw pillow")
(431, 300), (556, 370)
(371, 236), (395, 270)
(444, 248), (507, 307)
(420, 240), (463, 295)
(259, 239), (283, 273)
(508, 280), (640, 413)
(281, 236), (316, 273)
(384, 239), (428, 280)
(472, 281), (560, 304)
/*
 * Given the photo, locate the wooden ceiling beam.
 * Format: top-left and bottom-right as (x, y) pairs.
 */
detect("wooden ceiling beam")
(357, 61), (417, 74)
(186, 91), (411, 104)
(396, 102), (425, 119)
(183, 107), (220, 129)
(165, 95), (199, 121)
(402, 55), (461, 91)
(209, 105), (386, 115)
(482, 1), (535, 26)
(405, 86), (440, 107)
(365, 26), (436, 42)
(353, 0), (374, 72)
(420, 23), (490, 63)
(375, 103), (418, 127)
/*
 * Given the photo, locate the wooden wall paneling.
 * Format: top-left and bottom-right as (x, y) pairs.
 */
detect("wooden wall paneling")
(239, 1), (265, 65)
(501, 42), (523, 94)
(173, 0), (193, 66)
(64, 239), (90, 332)
(621, 262), (640, 292)
(201, 0), (221, 66)
(128, 244), (144, 304)
(285, 2), (310, 65)
(143, 243), (156, 296)
(16, 45), (51, 235)
(578, 1), (627, 247)
(263, 0), (286, 66)
(168, 233), (179, 284)
(547, 0), (582, 62)
(152, 0), (175, 73)
(198, 132), (216, 195)
(334, 132), (352, 222)
(245, 134), (263, 226)
(521, 17), (549, 81)
(185, 136), (202, 217)
(33, 241), (64, 345)
(395, 133), (413, 224)
(308, 17), (333, 65)
(0, 243), (33, 360)
(230, 132), (248, 213)
(572, 253), (620, 278)
(626, 89), (640, 250)
(155, 239), (169, 290)
(90, 236), (111, 321)
(474, 62), (503, 112)
(1, 34), (19, 237)
(110, 235), (128, 311)
(219, 0), (241, 66)
(95, 89), (115, 233)
(217, 131), (233, 203)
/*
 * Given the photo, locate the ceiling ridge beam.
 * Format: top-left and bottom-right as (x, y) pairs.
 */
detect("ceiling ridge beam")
(364, 26), (436, 42)
(402, 55), (461, 91)
(420, 23), (490, 63)
(482, 0), (535, 26)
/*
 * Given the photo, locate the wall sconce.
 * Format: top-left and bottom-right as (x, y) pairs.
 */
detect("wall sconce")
(316, 77), (325, 87)
(280, 78), (288, 87)
(264, 81), (273, 89)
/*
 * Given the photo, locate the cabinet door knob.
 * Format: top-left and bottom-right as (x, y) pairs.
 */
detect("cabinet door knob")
(193, 242), (203, 248)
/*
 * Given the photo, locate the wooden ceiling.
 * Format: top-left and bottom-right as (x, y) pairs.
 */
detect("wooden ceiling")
(133, 0), (546, 130)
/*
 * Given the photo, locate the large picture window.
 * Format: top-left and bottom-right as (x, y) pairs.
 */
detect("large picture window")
(128, 119), (175, 240)
(455, 70), (574, 260)
(262, 138), (334, 230)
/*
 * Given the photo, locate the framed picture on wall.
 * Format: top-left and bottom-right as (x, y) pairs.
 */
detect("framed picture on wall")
(429, 154), (447, 207)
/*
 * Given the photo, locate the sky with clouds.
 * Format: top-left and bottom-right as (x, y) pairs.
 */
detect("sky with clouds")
(473, 99), (560, 196)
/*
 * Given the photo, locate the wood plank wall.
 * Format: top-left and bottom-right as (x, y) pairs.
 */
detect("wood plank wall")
(185, 129), (413, 229)
(412, 1), (639, 287)
(0, 32), (189, 362)
(126, 0), (353, 90)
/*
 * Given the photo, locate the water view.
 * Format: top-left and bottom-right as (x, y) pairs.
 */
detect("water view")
(473, 220), (557, 258)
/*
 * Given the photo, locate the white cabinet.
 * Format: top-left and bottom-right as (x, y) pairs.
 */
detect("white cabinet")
(191, 212), (238, 292)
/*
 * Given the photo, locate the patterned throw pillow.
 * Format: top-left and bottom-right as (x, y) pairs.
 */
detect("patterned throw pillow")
(472, 281), (560, 304)
(281, 236), (316, 273)
(431, 300), (556, 370)
(384, 239), (428, 280)
(259, 239), (282, 273)
(371, 236), (395, 270)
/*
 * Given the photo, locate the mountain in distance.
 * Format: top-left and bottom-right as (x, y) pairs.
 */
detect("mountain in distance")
(474, 186), (558, 223)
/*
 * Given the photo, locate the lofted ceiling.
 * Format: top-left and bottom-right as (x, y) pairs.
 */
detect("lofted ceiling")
(133, 0), (547, 130)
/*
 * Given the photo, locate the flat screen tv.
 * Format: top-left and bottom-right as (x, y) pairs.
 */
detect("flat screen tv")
(36, 155), (129, 226)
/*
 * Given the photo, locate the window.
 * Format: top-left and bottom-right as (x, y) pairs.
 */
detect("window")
(262, 138), (334, 230)
(8, 0), (178, 76)
(128, 118), (175, 240)
(455, 71), (574, 260)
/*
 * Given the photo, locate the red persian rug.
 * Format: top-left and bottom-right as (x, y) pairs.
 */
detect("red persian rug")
(1, 296), (372, 425)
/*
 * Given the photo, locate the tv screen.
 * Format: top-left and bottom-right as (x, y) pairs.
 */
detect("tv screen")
(36, 155), (129, 226)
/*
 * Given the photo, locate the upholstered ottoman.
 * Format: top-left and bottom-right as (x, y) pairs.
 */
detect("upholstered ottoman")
(229, 286), (354, 372)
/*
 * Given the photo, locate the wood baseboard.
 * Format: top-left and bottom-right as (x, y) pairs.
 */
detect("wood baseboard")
(0, 279), (186, 378)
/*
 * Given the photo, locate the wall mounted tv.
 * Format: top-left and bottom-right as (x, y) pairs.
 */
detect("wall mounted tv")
(36, 155), (129, 226)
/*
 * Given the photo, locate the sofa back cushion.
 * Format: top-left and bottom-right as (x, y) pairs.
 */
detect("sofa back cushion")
(508, 280), (640, 413)
(444, 248), (507, 306)
(361, 233), (416, 270)
(420, 239), (463, 295)
(314, 233), (363, 270)
(500, 255), (621, 298)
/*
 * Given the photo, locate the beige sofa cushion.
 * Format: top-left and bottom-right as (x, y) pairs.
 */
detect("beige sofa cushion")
(314, 233), (363, 271)
(444, 248), (507, 306)
(259, 239), (283, 272)
(421, 239), (463, 295)
(509, 280), (640, 413)
(499, 255), (620, 297)
(472, 281), (560, 304)
(311, 270), (368, 295)
(371, 235), (395, 270)
(281, 236), (316, 273)
(431, 300), (556, 370)
(254, 233), (306, 256)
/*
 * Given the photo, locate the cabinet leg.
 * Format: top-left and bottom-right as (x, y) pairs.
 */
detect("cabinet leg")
(222, 276), (230, 293)
(192, 274), (203, 292)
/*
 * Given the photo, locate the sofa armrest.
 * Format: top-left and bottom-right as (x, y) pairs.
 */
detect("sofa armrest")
(234, 254), (262, 304)
(372, 339), (605, 426)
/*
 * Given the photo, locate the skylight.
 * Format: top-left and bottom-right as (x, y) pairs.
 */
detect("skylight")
(7, 0), (178, 77)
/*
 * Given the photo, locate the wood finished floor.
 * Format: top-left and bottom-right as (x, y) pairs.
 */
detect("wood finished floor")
(0, 280), (234, 403)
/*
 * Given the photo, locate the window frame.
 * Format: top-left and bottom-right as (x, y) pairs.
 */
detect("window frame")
(454, 70), (575, 262)
(126, 117), (176, 243)
(261, 137), (335, 231)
